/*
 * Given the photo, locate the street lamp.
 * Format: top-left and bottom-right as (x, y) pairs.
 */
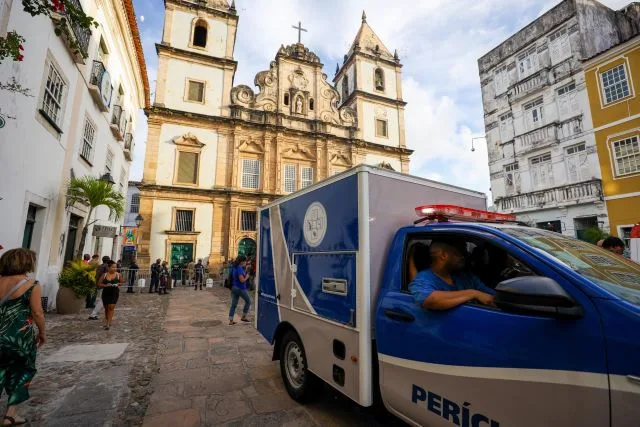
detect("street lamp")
(100, 172), (116, 185)
(471, 136), (486, 153)
(135, 214), (144, 227)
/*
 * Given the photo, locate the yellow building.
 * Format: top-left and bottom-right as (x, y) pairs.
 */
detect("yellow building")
(585, 35), (640, 246)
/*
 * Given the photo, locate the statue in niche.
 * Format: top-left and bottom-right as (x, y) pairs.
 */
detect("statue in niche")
(295, 96), (303, 114)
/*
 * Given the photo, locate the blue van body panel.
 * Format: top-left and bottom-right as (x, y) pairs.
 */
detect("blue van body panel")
(257, 209), (280, 343)
(594, 298), (640, 376)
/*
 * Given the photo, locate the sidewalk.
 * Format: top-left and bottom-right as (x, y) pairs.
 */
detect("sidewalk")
(0, 290), (170, 426)
(143, 287), (404, 427)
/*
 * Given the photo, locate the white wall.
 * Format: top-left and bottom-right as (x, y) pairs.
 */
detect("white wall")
(359, 61), (397, 99)
(155, 123), (219, 188)
(363, 153), (401, 171)
(169, 10), (228, 58)
(149, 200), (213, 262)
(362, 102), (400, 147)
(164, 58), (224, 115)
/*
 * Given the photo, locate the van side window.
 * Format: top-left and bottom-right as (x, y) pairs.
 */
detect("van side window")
(403, 234), (535, 293)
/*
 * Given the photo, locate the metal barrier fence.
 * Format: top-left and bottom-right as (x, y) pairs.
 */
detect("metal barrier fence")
(116, 267), (226, 292)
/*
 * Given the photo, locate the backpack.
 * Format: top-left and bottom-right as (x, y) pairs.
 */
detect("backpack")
(224, 266), (234, 289)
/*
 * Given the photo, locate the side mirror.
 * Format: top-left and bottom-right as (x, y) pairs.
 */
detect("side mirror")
(494, 276), (583, 319)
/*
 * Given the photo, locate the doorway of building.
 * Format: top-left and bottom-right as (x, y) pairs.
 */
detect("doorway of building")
(64, 214), (82, 264)
(574, 216), (598, 241)
(237, 238), (256, 258)
(536, 220), (562, 233)
(170, 243), (194, 268)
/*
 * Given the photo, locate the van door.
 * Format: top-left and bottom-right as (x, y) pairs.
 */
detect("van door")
(256, 209), (280, 342)
(375, 229), (609, 427)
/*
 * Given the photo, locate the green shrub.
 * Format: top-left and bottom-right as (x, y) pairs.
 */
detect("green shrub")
(581, 227), (609, 245)
(58, 260), (97, 298)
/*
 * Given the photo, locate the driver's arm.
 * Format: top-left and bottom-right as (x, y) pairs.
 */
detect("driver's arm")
(423, 289), (489, 310)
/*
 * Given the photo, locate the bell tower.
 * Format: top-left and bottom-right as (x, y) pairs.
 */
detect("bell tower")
(334, 11), (406, 158)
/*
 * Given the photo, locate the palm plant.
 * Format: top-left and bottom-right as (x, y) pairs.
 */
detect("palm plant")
(65, 176), (125, 258)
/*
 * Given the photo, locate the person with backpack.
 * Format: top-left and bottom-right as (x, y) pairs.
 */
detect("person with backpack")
(228, 255), (251, 325)
(194, 259), (205, 290)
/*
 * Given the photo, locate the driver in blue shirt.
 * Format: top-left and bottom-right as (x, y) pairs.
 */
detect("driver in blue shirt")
(409, 240), (495, 310)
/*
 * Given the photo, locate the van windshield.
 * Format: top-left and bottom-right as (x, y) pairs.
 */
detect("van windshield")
(501, 227), (640, 306)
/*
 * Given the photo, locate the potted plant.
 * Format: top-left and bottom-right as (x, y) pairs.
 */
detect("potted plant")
(57, 260), (96, 314)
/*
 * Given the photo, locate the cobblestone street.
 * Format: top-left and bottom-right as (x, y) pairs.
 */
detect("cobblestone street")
(2, 286), (405, 426)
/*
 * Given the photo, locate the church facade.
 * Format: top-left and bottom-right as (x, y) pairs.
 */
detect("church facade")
(138, 0), (412, 270)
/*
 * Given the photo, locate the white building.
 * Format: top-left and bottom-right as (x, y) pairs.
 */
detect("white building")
(0, 0), (149, 307)
(478, 0), (638, 239)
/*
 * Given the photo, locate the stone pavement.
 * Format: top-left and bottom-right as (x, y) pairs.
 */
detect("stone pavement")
(143, 287), (407, 427)
(0, 290), (170, 426)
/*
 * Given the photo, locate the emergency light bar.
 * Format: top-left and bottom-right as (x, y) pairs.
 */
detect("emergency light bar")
(415, 204), (517, 222)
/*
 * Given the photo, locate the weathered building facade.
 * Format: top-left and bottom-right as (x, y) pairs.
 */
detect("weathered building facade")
(478, 0), (639, 239)
(138, 1), (411, 269)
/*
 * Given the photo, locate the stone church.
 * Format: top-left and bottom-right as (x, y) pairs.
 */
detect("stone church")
(138, 0), (412, 270)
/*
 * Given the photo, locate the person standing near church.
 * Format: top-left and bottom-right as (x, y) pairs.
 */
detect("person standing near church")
(86, 254), (101, 308)
(194, 259), (204, 290)
(88, 256), (110, 320)
(127, 258), (139, 293)
(97, 260), (123, 330)
(150, 259), (161, 293)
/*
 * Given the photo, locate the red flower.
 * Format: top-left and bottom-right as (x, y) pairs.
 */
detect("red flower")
(52, 0), (65, 12)
(18, 44), (24, 51)
(17, 54), (24, 62)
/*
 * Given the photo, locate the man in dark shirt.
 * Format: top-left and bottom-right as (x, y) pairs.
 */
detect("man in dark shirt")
(150, 259), (161, 293)
(127, 258), (139, 293)
(409, 241), (495, 310)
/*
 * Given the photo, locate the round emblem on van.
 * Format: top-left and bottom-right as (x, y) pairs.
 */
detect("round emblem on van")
(303, 202), (327, 247)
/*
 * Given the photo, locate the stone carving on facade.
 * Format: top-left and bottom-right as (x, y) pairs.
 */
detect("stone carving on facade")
(289, 68), (308, 90)
(329, 152), (352, 167)
(282, 143), (316, 160)
(173, 132), (205, 147)
(277, 43), (321, 64)
(237, 139), (264, 153)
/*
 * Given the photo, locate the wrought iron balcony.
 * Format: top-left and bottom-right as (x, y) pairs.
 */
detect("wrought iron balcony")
(123, 133), (133, 161)
(515, 122), (559, 153)
(508, 69), (550, 101)
(110, 105), (125, 140)
(50, 0), (91, 63)
(496, 179), (603, 212)
(88, 60), (112, 112)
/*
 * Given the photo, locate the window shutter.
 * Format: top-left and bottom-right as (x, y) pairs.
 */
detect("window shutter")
(178, 152), (198, 184)
(301, 167), (313, 188)
(188, 81), (204, 102)
(284, 164), (296, 192)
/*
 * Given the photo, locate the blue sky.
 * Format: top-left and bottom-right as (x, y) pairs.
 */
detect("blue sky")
(129, 0), (629, 197)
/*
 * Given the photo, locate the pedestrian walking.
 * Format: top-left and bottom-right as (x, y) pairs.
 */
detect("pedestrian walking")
(187, 259), (195, 287)
(88, 256), (110, 320)
(96, 260), (123, 330)
(159, 261), (170, 295)
(150, 259), (161, 293)
(116, 259), (122, 272)
(194, 259), (204, 290)
(127, 258), (139, 293)
(228, 255), (251, 325)
(82, 254), (91, 265)
(86, 254), (101, 308)
(0, 249), (46, 426)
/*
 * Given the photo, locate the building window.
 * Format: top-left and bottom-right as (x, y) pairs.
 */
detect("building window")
(494, 65), (509, 95)
(105, 148), (114, 173)
(619, 225), (633, 249)
(517, 47), (538, 79)
(524, 98), (544, 131)
(192, 20), (207, 48)
(557, 82), (576, 96)
(565, 143), (589, 183)
(530, 153), (553, 189)
(186, 80), (205, 103)
(374, 68), (385, 91)
(499, 112), (514, 142)
(284, 93), (290, 106)
(549, 27), (571, 64)
(175, 209), (194, 232)
(504, 163), (520, 195)
(241, 159), (260, 189)
(301, 166), (314, 189)
(240, 211), (257, 231)
(97, 37), (109, 64)
(176, 151), (199, 184)
(80, 117), (96, 163)
(342, 75), (349, 101)
(557, 81), (578, 119)
(283, 164), (296, 193)
(601, 64), (631, 105)
(22, 205), (37, 249)
(130, 193), (140, 213)
(119, 167), (126, 193)
(375, 119), (388, 138)
(611, 136), (640, 176)
(309, 98), (314, 111)
(41, 62), (66, 127)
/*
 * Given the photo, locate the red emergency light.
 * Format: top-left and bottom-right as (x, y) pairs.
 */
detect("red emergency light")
(415, 204), (516, 222)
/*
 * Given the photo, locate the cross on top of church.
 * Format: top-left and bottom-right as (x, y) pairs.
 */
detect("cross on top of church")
(292, 21), (307, 44)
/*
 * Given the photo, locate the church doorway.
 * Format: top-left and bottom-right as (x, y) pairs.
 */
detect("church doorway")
(237, 238), (256, 259)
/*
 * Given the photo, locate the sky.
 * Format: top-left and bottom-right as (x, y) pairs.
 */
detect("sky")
(129, 0), (630, 198)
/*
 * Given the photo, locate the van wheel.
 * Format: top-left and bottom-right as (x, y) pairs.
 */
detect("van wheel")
(279, 330), (320, 402)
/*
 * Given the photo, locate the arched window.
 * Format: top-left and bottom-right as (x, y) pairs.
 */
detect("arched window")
(309, 98), (314, 111)
(192, 20), (207, 48)
(342, 75), (349, 101)
(374, 68), (385, 91)
(284, 93), (290, 106)
(130, 193), (140, 213)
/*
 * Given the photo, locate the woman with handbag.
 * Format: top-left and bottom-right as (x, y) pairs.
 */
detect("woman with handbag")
(0, 249), (46, 426)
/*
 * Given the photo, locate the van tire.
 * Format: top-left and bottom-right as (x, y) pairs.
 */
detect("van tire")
(279, 330), (320, 402)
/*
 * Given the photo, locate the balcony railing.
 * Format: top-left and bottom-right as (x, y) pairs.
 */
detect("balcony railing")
(110, 105), (125, 140)
(558, 116), (583, 140)
(88, 60), (112, 112)
(515, 122), (559, 152)
(508, 70), (549, 101)
(50, 0), (91, 63)
(124, 133), (133, 161)
(497, 179), (603, 212)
